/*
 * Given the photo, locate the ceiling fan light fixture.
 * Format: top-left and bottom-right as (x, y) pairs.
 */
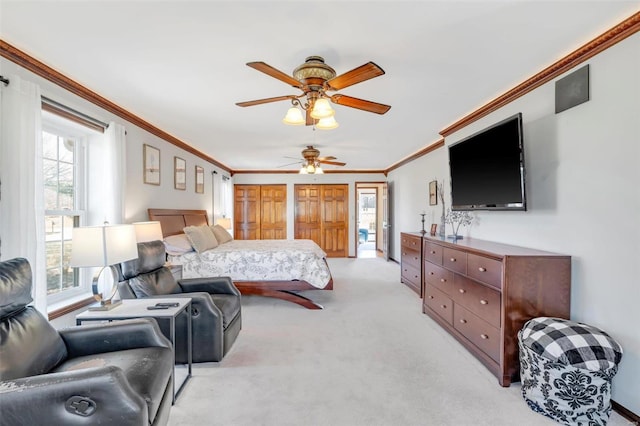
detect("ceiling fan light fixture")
(316, 116), (339, 130)
(306, 163), (316, 174)
(282, 107), (305, 125)
(299, 165), (309, 174)
(310, 98), (335, 119)
(315, 165), (324, 174)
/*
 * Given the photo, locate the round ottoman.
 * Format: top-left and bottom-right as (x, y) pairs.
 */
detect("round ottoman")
(518, 317), (623, 425)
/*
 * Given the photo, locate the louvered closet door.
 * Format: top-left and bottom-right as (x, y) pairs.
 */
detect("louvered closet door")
(260, 185), (287, 239)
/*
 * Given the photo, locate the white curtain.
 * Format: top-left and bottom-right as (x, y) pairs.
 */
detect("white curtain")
(0, 75), (46, 313)
(103, 121), (126, 224)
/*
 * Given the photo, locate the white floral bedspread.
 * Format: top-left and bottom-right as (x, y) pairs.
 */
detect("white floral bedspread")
(168, 239), (331, 289)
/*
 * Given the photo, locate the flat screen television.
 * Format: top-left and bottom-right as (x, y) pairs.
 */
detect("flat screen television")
(448, 112), (526, 211)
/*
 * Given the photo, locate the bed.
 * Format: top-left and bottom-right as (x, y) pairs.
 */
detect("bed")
(148, 208), (333, 309)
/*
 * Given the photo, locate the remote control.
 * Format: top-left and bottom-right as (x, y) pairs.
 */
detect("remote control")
(147, 306), (170, 310)
(155, 302), (179, 307)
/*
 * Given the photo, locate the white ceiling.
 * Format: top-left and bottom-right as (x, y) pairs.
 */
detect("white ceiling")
(1, 1), (637, 172)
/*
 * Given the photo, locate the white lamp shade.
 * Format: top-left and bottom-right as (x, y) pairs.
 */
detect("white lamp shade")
(299, 166), (308, 174)
(316, 116), (339, 130)
(133, 221), (163, 243)
(310, 98), (335, 119)
(315, 166), (324, 174)
(70, 224), (139, 267)
(216, 217), (232, 230)
(282, 107), (305, 125)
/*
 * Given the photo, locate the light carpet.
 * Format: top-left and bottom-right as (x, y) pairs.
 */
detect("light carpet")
(168, 257), (631, 426)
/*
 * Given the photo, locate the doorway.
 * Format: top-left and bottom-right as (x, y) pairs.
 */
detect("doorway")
(356, 183), (384, 259)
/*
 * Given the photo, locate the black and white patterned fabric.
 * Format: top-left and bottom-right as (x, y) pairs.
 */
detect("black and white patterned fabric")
(518, 317), (623, 426)
(519, 317), (622, 371)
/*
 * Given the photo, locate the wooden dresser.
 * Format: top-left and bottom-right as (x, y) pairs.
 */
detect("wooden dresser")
(400, 232), (424, 296)
(422, 235), (571, 386)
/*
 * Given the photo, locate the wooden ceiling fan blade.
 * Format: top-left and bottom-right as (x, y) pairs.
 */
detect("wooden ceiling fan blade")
(331, 94), (391, 115)
(317, 156), (336, 161)
(247, 62), (302, 88)
(236, 95), (295, 107)
(278, 161), (303, 168)
(318, 159), (346, 166)
(326, 62), (385, 90)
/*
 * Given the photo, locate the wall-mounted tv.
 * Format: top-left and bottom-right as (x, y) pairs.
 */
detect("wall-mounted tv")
(448, 112), (526, 211)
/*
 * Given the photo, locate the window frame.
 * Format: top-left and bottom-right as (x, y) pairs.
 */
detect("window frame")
(42, 112), (92, 308)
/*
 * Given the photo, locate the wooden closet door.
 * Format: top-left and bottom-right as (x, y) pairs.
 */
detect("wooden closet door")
(260, 185), (287, 239)
(234, 185), (260, 240)
(294, 185), (321, 246)
(321, 184), (348, 257)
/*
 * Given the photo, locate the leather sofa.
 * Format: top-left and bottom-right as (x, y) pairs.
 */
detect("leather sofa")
(0, 257), (174, 426)
(118, 240), (242, 363)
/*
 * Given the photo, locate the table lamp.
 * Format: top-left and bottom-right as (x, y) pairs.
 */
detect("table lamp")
(132, 221), (163, 242)
(70, 224), (139, 310)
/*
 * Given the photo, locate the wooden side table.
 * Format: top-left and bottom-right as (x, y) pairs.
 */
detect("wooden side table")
(76, 298), (192, 403)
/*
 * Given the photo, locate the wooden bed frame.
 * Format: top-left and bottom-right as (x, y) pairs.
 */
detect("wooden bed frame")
(148, 208), (333, 309)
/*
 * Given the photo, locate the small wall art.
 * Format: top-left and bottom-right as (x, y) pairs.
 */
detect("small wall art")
(555, 64), (589, 113)
(174, 157), (186, 190)
(429, 180), (438, 205)
(195, 165), (204, 194)
(143, 144), (160, 185)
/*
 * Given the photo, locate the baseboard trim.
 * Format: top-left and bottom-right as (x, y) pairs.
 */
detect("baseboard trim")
(612, 400), (639, 424)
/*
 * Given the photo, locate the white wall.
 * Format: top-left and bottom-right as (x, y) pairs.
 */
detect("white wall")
(233, 172), (386, 257)
(388, 33), (640, 413)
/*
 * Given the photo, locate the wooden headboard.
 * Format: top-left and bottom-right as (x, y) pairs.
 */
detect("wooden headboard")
(148, 208), (209, 237)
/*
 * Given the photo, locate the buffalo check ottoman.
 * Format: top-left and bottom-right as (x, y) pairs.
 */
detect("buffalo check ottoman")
(518, 317), (623, 425)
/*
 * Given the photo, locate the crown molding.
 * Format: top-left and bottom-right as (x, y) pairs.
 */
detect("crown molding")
(439, 11), (640, 137)
(0, 39), (231, 172)
(385, 139), (445, 174)
(231, 169), (386, 176)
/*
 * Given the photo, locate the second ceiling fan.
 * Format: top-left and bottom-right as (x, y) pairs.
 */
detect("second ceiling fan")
(236, 56), (391, 127)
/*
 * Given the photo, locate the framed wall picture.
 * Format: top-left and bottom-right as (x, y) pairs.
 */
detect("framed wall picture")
(143, 144), (160, 185)
(429, 180), (438, 205)
(174, 156), (186, 190)
(195, 165), (204, 194)
(430, 223), (437, 236)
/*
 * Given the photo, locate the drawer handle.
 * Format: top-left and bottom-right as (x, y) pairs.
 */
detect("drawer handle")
(459, 319), (467, 324)
(440, 304), (447, 309)
(480, 299), (488, 305)
(450, 258), (456, 262)
(478, 267), (487, 272)
(480, 334), (489, 340)
(414, 275), (419, 279)
(429, 272), (434, 276)
(428, 295), (434, 299)
(430, 250), (436, 254)
(440, 278), (447, 283)
(414, 257), (418, 261)
(458, 289), (465, 294)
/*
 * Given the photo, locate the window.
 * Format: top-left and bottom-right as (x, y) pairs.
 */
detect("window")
(42, 113), (89, 306)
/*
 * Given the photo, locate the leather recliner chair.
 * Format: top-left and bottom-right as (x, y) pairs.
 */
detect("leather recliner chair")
(0, 257), (174, 426)
(118, 240), (242, 363)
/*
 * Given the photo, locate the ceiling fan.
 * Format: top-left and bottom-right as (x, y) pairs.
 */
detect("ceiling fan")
(236, 56), (391, 126)
(281, 145), (346, 174)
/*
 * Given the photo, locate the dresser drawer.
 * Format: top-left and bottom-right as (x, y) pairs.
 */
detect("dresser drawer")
(401, 262), (422, 287)
(443, 247), (467, 275)
(401, 248), (422, 270)
(401, 234), (421, 250)
(423, 241), (443, 265)
(451, 275), (501, 328)
(467, 254), (502, 290)
(423, 261), (453, 295)
(424, 284), (453, 325)
(454, 304), (500, 363)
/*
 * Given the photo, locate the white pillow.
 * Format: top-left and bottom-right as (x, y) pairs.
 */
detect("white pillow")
(183, 225), (219, 253)
(163, 234), (194, 255)
(211, 224), (233, 244)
